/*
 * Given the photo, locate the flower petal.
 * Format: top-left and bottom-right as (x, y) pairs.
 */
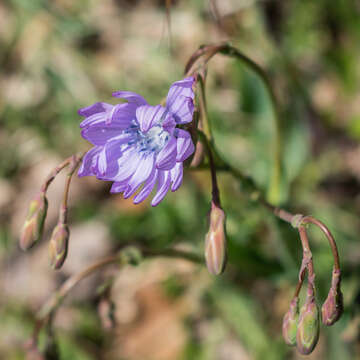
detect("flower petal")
(81, 126), (124, 146)
(151, 170), (171, 206)
(136, 105), (166, 133)
(110, 181), (128, 193)
(166, 77), (195, 124)
(123, 153), (155, 198)
(111, 150), (141, 182)
(156, 136), (177, 170)
(112, 91), (147, 106)
(170, 162), (183, 191)
(175, 129), (195, 162)
(96, 135), (131, 178)
(78, 147), (101, 177)
(78, 102), (112, 117)
(133, 167), (158, 204)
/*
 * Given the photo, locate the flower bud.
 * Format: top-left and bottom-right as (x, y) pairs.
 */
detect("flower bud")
(48, 222), (69, 270)
(98, 297), (116, 330)
(20, 192), (48, 250)
(205, 201), (227, 275)
(322, 269), (343, 326)
(296, 293), (320, 355)
(282, 297), (299, 346)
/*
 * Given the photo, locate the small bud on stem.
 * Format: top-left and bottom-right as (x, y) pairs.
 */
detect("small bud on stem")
(205, 201), (227, 275)
(49, 207), (69, 270)
(282, 296), (299, 346)
(296, 286), (320, 355)
(322, 268), (343, 326)
(20, 192), (48, 251)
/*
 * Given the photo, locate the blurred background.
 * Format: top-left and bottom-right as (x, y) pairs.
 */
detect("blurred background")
(1, 0), (360, 359)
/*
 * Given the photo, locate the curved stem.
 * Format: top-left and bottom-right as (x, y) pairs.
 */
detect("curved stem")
(186, 43), (282, 203)
(300, 216), (340, 271)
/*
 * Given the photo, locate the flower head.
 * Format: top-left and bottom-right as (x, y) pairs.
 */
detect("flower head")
(78, 77), (195, 206)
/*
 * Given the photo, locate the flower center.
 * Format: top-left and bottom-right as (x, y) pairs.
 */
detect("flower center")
(132, 124), (170, 154)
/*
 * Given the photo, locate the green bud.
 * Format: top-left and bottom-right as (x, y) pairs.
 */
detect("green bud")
(296, 294), (320, 355)
(48, 222), (69, 270)
(322, 269), (343, 326)
(205, 201), (227, 275)
(282, 297), (299, 346)
(20, 192), (48, 251)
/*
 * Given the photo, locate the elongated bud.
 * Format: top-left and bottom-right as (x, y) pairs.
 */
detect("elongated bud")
(20, 192), (48, 250)
(205, 201), (227, 275)
(49, 222), (69, 270)
(322, 268), (343, 326)
(98, 297), (116, 330)
(296, 289), (320, 355)
(282, 296), (299, 346)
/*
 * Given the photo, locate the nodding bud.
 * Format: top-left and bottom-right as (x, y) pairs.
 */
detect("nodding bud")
(98, 297), (116, 330)
(20, 192), (48, 251)
(205, 201), (227, 275)
(282, 297), (299, 346)
(322, 269), (343, 326)
(48, 222), (69, 270)
(296, 291), (320, 355)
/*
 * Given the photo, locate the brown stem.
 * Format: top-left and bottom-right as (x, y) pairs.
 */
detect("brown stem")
(300, 216), (340, 271)
(35, 246), (202, 335)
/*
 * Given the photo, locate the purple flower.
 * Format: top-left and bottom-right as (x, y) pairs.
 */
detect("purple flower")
(78, 77), (195, 206)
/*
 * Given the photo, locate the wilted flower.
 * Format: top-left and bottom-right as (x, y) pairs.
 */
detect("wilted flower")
(296, 291), (320, 355)
(20, 191), (48, 251)
(78, 77), (195, 206)
(322, 268), (343, 326)
(205, 201), (227, 275)
(282, 296), (299, 346)
(49, 222), (69, 270)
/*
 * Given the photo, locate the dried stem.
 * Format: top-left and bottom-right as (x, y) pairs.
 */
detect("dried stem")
(32, 246), (202, 345)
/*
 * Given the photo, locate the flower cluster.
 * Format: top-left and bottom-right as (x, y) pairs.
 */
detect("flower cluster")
(78, 77), (195, 206)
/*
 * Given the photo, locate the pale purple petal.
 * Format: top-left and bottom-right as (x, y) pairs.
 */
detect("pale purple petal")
(136, 105), (166, 133)
(156, 137), (177, 170)
(123, 153), (155, 198)
(151, 170), (171, 206)
(80, 112), (108, 129)
(110, 181), (128, 193)
(111, 150), (141, 182)
(78, 147), (101, 177)
(170, 162), (183, 191)
(78, 102), (112, 117)
(112, 91), (147, 106)
(133, 167), (158, 204)
(81, 126), (127, 146)
(175, 129), (195, 162)
(166, 77), (195, 124)
(108, 102), (137, 126)
(96, 136), (131, 178)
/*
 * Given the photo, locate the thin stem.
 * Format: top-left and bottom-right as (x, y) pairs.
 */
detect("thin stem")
(37, 247), (202, 324)
(185, 43), (282, 203)
(300, 216), (340, 271)
(197, 131), (221, 206)
(59, 153), (85, 223)
(298, 226), (315, 292)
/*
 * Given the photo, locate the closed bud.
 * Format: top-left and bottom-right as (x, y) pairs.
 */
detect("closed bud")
(98, 297), (116, 330)
(296, 293), (320, 355)
(49, 222), (69, 270)
(282, 297), (299, 346)
(322, 269), (343, 326)
(205, 201), (227, 275)
(20, 192), (48, 250)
